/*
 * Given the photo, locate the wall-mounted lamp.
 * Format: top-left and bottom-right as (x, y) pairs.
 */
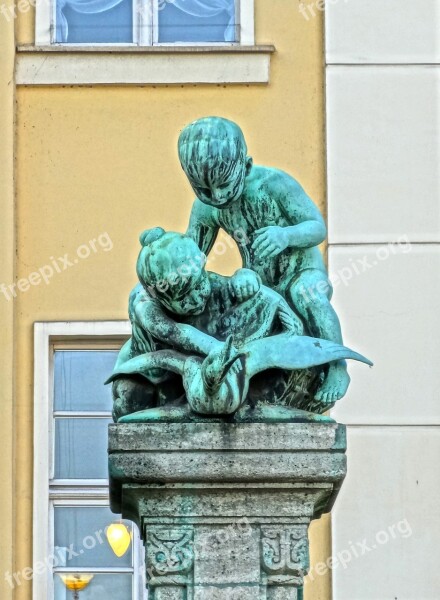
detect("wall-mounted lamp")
(59, 573), (94, 600)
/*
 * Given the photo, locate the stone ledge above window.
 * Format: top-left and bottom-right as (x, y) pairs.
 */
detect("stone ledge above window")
(15, 45), (275, 86)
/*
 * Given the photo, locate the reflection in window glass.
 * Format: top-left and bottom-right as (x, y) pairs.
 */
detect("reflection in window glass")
(48, 336), (142, 600)
(54, 506), (132, 569)
(55, 418), (112, 479)
(55, 0), (134, 44)
(54, 351), (117, 412)
(54, 573), (133, 599)
(158, 1), (237, 43)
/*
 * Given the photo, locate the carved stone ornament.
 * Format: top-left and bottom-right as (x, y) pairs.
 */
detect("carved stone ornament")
(261, 526), (310, 587)
(146, 527), (194, 587)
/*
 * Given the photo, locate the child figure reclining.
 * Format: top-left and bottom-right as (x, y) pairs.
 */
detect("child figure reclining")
(108, 230), (371, 422)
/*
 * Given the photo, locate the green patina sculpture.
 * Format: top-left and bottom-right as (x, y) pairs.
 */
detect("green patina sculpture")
(106, 117), (372, 422)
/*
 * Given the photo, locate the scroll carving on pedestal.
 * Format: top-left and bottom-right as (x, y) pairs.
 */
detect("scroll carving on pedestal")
(261, 526), (310, 587)
(146, 527), (194, 587)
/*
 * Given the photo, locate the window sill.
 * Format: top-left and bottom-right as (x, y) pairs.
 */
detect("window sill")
(15, 44), (276, 86)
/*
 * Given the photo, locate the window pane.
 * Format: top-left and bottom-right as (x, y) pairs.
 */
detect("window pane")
(54, 506), (133, 568)
(54, 573), (132, 599)
(55, 418), (112, 479)
(55, 0), (134, 44)
(158, 1), (237, 43)
(54, 351), (117, 412)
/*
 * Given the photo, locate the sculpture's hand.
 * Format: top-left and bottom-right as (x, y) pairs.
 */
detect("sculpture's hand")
(251, 226), (290, 260)
(229, 268), (261, 303)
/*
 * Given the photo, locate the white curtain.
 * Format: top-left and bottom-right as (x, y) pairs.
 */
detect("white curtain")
(57, 0), (126, 41)
(172, 0), (236, 41)
(57, 0), (236, 43)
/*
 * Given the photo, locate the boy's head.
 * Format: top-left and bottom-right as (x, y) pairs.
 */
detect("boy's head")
(137, 228), (211, 316)
(178, 117), (253, 208)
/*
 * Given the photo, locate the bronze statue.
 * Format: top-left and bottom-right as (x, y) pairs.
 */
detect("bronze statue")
(107, 118), (371, 422)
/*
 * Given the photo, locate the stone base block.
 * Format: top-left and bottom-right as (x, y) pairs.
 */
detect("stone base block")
(108, 422), (346, 599)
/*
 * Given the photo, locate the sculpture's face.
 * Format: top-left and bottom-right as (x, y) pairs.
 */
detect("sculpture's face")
(189, 155), (248, 209)
(178, 117), (250, 209)
(159, 272), (211, 316)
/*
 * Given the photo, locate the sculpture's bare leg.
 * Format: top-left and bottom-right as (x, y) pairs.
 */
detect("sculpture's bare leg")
(110, 351), (188, 422)
(289, 270), (351, 405)
(112, 377), (156, 422)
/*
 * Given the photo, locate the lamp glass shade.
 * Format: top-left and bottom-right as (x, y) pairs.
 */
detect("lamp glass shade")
(106, 523), (132, 558)
(59, 573), (94, 591)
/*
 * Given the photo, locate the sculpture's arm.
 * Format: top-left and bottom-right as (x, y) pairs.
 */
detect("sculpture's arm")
(113, 338), (133, 371)
(277, 173), (326, 248)
(186, 198), (220, 256)
(242, 334), (372, 379)
(134, 297), (222, 357)
(252, 172), (326, 259)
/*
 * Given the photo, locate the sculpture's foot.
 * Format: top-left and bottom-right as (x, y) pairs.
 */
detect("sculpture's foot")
(315, 360), (350, 405)
(233, 402), (334, 423)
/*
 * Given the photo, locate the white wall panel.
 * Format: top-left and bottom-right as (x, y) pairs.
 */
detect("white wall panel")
(326, 0), (440, 65)
(329, 244), (440, 425)
(327, 66), (440, 244)
(332, 427), (440, 600)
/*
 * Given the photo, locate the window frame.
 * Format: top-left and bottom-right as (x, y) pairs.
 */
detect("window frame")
(36, 0), (255, 47)
(32, 321), (144, 600)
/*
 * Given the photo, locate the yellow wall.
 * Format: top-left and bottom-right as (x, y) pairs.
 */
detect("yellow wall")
(0, 3), (15, 599)
(9, 1), (329, 598)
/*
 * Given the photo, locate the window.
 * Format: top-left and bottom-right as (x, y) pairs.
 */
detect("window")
(28, 0), (268, 86)
(33, 322), (145, 599)
(37, 0), (255, 46)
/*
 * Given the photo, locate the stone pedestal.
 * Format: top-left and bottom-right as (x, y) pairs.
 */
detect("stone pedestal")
(108, 422), (346, 599)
